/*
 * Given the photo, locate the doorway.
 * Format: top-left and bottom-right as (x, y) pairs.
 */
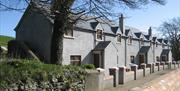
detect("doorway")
(139, 54), (145, 65)
(93, 51), (104, 68)
(161, 55), (167, 62)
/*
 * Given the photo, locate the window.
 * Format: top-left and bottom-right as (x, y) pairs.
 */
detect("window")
(128, 36), (132, 44)
(96, 29), (103, 40)
(130, 56), (135, 63)
(65, 24), (73, 37)
(162, 44), (165, 48)
(117, 34), (121, 43)
(140, 38), (144, 45)
(156, 42), (158, 47)
(70, 55), (81, 65)
(156, 56), (160, 62)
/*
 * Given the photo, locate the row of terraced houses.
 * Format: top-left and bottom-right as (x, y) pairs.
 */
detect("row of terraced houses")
(15, 5), (172, 75)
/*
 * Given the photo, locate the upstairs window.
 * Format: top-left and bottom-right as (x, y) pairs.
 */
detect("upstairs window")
(117, 34), (121, 43)
(96, 29), (103, 40)
(70, 55), (81, 65)
(156, 56), (160, 62)
(128, 36), (132, 44)
(65, 24), (73, 37)
(130, 56), (135, 63)
(156, 42), (158, 47)
(162, 44), (165, 48)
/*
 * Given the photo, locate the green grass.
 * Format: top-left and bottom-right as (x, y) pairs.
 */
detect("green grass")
(0, 35), (14, 46)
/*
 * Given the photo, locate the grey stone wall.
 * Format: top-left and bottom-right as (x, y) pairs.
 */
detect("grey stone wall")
(63, 29), (95, 65)
(127, 39), (140, 67)
(148, 46), (154, 63)
(154, 44), (162, 62)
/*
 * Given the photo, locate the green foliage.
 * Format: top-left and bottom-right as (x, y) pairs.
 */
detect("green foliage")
(0, 59), (87, 90)
(0, 35), (14, 46)
(81, 64), (95, 69)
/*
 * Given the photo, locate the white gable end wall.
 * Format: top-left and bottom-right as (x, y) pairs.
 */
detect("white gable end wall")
(104, 42), (118, 75)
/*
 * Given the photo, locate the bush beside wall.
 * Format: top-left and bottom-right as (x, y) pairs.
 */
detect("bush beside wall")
(0, 59), (88, 91)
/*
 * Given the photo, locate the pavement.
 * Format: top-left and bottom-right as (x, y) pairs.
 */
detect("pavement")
(104, 69), (174, 91)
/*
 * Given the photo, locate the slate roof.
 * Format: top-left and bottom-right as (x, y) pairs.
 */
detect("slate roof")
(93, 41), (111, 51)
(164, 40), (168, 44)
(90, 22), (99, 29)
(161, 49), (170, 55)
(14, 3), (148, 37)
(157, 39), (163, 43)
(158, 38), (167, 44)
(144, 35), (150, 40)
(125, 29), (130, 36)
(111, 27), (119, 34)
(134, 32), (142, 38)
(152, 37), (157, 42)
(15, 3), (169, 44)
(139, 46), (150, 53)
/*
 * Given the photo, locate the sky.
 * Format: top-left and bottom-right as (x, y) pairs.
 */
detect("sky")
(0, 0), (180, 37)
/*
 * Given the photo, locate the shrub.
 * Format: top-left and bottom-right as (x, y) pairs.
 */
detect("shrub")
(0, 59), (87, 91)
(81, 64), (95, 69)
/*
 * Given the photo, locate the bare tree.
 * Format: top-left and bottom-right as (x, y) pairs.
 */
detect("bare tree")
(159, 17), (180, 61)
(0, 0), (166, 64)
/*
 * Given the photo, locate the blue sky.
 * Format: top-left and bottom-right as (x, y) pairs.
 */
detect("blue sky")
(0, 0), (180, 37)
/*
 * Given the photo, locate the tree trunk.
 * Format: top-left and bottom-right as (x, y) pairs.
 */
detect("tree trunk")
(50, 13), (67, 64)
(50, 21), (64, 64)
(50, 0), (75, 64)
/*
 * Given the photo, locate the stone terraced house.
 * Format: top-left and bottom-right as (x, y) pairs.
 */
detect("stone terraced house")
(15, 5), (172, 75)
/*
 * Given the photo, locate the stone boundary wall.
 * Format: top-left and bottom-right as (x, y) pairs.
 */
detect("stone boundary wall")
(85, 70), (114, 91)
(136, 69), (143, 79)
(85, 62), (180, 91)
(129, 69), (180, 91)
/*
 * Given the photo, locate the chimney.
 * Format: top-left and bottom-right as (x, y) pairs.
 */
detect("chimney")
(148, 27), (152, 37)
(119, 14), (125, 34)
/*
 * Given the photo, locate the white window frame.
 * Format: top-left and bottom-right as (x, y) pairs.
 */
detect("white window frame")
(64, 24), (74, 38)
(128, 36), (132, 45)
(117, 34), (122, 43)
(162, 44), (165, 48)
(156, 42), (158, 47)
(96, 29), (103, 41)
(130, 55), (135, 63)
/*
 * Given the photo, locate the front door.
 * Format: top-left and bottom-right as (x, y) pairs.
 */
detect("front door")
(93, 51), (103, 68)
(139, 54), (145, 65)
(161, 55), (167, 62)
(94, 54), (100, 68)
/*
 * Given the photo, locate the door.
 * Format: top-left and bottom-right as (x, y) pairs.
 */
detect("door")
(162, 55), (167, 62)
(93, 51), (104, 68)
(94, 53), (100, 68)
(139, 54), (145, 65)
